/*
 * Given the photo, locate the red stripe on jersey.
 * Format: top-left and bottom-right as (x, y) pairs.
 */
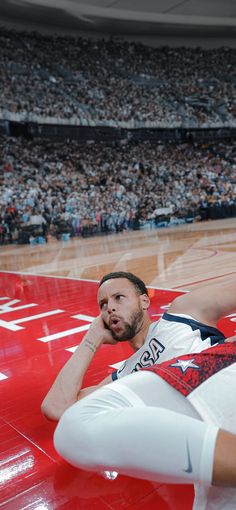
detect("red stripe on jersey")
(143, 343), (236, 397)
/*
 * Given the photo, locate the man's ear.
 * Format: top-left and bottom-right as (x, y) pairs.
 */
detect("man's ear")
(140, 293), (150, 310)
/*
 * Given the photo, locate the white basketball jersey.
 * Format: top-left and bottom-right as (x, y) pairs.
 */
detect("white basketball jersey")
(112, 313), (225, 381)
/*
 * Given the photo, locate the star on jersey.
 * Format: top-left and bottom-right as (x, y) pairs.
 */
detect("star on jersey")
(170, 358), (200, 374)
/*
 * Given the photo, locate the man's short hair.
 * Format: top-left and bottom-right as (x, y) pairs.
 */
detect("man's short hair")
(99, 271), (148, 295)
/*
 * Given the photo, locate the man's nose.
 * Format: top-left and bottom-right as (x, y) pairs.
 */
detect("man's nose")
(107, 300), (116, 313)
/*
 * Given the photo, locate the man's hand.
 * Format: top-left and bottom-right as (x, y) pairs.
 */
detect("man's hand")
(88, 315), (117, 345)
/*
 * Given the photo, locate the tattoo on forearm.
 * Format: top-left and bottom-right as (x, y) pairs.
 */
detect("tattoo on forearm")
(84, 339), (97, 354)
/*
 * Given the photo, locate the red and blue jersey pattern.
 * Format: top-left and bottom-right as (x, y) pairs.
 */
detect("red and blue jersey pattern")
(144, 342), (236, 397)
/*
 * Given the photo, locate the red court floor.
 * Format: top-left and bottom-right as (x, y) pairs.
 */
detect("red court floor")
(0, 272), (235, 510)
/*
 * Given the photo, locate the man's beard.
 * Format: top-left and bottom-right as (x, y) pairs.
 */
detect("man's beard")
(110, 308), (144, 341)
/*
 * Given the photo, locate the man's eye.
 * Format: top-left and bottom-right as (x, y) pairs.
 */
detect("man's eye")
(100, 302), (107, 310)
(116, 295), (124, 300)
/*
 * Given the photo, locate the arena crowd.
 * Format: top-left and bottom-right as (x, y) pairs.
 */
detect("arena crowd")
(0, 29), (235, 128)
(0, 136), (235, 245)
(0, 29), (235, 245)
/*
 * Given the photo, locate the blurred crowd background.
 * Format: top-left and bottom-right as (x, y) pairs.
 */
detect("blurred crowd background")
(0, 29), (235, 245)
(1, 136), (235, 245)
(0, 30), (235, 128)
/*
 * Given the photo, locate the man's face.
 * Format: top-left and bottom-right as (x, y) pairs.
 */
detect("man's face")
(97, 278), (146, 341)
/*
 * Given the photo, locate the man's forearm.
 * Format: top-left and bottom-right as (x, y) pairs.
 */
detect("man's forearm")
(41, 331), (103, 421)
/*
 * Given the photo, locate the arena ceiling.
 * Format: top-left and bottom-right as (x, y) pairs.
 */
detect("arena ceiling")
(0, 0), (236, 38)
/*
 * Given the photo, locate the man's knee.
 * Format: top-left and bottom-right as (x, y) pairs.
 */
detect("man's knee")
(54, 401), (97, 468)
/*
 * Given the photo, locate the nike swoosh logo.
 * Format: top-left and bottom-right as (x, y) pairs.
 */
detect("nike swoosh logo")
(183, 441), (193, 473)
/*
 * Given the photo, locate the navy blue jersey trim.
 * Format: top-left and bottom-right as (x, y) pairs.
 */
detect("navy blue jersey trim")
(162, 312), (225, 346)
(111, 371), (118, 381)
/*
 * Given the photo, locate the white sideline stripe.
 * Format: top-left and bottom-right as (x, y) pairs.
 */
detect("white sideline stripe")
(0, 270), (186, 292)
(0, 303), (37, 314)
(0, 372), (8, 381)
(148, 285), (188, 293)
(14, 309), (64, 324)
(38, 323), (90, 343)
(72, 314), (95, 321)
(0, 310), (65, 332)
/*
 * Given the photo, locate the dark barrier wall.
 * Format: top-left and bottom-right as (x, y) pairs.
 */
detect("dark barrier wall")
(9, 121), (236, 144)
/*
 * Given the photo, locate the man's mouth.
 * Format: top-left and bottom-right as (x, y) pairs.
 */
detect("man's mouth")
(109, 316), (122, 331)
